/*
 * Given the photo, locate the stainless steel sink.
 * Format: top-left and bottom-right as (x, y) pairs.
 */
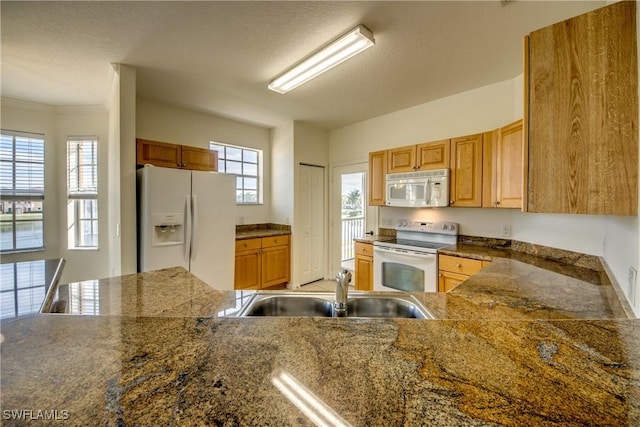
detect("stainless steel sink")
(236, 291), (433, 319)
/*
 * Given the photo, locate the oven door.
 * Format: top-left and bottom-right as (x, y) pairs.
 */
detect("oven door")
(373, 245), (437, 292)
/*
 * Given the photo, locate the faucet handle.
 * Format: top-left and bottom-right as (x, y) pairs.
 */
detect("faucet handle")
(336, 269), (352, 284)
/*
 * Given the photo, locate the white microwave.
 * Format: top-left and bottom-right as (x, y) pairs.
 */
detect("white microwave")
(385, 169), (449, 207)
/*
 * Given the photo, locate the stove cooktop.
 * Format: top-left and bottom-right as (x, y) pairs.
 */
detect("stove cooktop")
(374, 238), (452, 252)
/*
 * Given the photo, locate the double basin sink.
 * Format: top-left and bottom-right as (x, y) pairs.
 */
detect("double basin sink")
(236, 291), (433, 319)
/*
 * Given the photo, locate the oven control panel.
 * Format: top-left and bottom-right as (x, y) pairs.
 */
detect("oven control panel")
(396, 220), (458, 235)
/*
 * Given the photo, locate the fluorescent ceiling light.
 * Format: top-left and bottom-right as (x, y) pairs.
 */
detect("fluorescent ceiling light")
(268, 25), (375, 94)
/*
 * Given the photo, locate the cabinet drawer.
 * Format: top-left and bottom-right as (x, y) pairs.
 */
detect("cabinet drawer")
(355, 242), (374, 257)
(439, 254), (484, 276)
(262, 234), (289, 248)
(235, 238), (262, 252)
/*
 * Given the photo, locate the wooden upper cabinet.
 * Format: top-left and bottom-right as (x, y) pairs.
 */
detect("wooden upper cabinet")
(496, 120), (523, 208)
(388, 140), (450, 173)
(136, 139), (218, 172)
(416, 140), (450, 170)
(136, 139), (181, 168)
(483, 120), (523, 209)
(387, 145), (415, 173)
(450, 134), (483, 207)
(368, 150), (387, 206)
(526, 1), (638, 215)
(181, 145), (218, 171)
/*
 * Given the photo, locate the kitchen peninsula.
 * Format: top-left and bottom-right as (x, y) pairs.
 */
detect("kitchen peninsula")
(1, 249), (638, 426)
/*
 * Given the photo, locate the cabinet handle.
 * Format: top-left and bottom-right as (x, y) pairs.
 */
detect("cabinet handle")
(456, 263), (461, 268)
(495, 201), (500, 206)
(450, 200), (454, 204)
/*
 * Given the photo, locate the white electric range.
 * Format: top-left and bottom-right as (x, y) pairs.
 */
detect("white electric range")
(373, 220), (458, 292)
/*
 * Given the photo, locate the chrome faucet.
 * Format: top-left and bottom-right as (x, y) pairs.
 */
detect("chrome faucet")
(334, 269), (352, 317)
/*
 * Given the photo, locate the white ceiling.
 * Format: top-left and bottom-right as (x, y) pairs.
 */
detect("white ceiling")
(1, 1), (604, 130)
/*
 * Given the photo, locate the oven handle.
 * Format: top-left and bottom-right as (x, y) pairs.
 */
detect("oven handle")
(374, 246), (436, 259)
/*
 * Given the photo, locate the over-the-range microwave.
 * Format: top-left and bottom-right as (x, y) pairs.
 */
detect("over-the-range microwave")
(385, 169), (449, 207)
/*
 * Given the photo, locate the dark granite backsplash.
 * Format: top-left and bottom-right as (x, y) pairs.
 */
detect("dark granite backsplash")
(236, 223), (291, 233)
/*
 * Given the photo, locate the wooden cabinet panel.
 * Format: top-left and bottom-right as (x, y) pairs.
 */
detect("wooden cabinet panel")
(262, 234), (289, 249)
(450, 134), (483, 207)
(355, 253), (373, 291)
(496, 120), (523, 208)
(368, 150), (387, 206)
(355, 241), (374, 257)
(438, 270), (468, 292)
(136, 139), (181, 168)
(526, 1), (637, 215)
(416, 140), (450, 170)
(439, 254), (484, 276)
(234, 249), (261, 290)
(387, 145), (416, 173)
(181, 145), (218, 171)
(234, 236), (290, 289)
(136, 138), (217, 171)
(262, 245), (290, 288)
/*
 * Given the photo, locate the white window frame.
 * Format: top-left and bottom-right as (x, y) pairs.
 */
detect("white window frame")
(67, 137), (98, 250)
(0, 130), (45, 253)
(209, 142), (262, 204)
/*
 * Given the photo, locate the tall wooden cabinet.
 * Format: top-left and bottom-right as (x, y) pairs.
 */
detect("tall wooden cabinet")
(450, 134), (483, 207)
(368, 150), (387, 206)
(525, 1), (637, 215)
(482, 120), (523, 209)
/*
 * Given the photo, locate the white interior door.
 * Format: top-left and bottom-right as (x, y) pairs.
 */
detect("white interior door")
(330, 163), (378, 275)
(299, 164), (325, 285)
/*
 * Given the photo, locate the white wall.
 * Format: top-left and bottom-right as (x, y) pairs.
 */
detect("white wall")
(270, 123), (294, 226)
(292, 122), (330, 285)
(55, 106), (110, 282)
(0, 98), (59, 264)
(136, 98), (272, 225)
(0, 98), (111, 283)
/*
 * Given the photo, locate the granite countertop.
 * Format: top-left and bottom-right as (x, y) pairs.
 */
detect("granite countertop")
(1, 250), (639, 424)
(236, 223), (291, 240)
(353, 234), (394, 244)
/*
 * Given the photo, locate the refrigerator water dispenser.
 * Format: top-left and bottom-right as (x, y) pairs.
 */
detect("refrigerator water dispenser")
(151, 213), (184, 246)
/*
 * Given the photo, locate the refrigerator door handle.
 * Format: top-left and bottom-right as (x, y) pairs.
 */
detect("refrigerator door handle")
(191, 194), (199, 261)
(184, 195), (192, 262)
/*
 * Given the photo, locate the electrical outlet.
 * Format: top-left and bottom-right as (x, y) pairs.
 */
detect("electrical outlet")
(501, 224), (511, 237)
(628, 266), (637, 306)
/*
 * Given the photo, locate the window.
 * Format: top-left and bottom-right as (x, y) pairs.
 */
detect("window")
(0, 131), (45, 253)
(67, 137), (98, 249)
(209, 142), (261, 204)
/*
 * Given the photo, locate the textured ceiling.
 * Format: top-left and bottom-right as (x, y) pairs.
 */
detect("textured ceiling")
(1, 1), (604, 130)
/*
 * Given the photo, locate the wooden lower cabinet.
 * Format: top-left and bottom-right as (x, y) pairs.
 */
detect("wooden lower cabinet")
(354, 241), (373, 291)
(438, 254), (490, 292)
(234, 235), (290, 289)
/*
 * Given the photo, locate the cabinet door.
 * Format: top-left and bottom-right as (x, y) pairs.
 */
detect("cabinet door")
(368, 150), (387, 206)
(481, 130), (497, 208)
(181, 146), (218, 171)
(416, 140), (450, 170)
(527, 1), (637, 215)
(495, 120), (523, 208)
(136, 139), (181, 168)
(354, 255), (373, 291)
(234, 249), (261, 290)
(438, 271), (468, 292)
(262, 245), (290, 288)
(387, 145), (416, 173)
(450, 134), (483, 207)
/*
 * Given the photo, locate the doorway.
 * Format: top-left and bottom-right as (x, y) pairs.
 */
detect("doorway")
(331, 163), (378, 275)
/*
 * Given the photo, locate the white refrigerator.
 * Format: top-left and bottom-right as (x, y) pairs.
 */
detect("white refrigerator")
(137, 165), (236, 290)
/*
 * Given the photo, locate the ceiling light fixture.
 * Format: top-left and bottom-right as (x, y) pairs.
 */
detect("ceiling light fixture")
(268, 24), (375, 94)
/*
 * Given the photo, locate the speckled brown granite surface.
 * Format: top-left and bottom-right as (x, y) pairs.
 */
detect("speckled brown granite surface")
(236, 223), (291, 240)
(1, 248), (639, 425)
